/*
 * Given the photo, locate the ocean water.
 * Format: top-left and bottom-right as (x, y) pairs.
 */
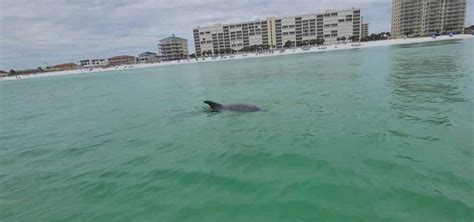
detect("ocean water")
(1, 39), (473, 221)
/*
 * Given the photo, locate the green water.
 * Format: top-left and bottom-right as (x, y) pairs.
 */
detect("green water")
(1, 40), (473, 221)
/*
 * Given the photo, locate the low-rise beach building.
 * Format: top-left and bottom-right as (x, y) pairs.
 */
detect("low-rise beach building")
(464, 25), (474, 34)
(391, 0), (467, 38)
(108, 55), (136, 66)
(158, 34), (189, 61)
(78, 59), (108, 68)
(193, 8), (362, 56)
(137, 52), (160, 63)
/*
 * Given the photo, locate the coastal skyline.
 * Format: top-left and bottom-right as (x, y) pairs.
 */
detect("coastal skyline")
(1, 0), (473, 70)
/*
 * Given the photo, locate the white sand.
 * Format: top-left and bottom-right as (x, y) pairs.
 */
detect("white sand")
(2, 34), (473, 82)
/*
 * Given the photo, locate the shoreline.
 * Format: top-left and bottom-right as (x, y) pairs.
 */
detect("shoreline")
(2, 34), (473, 82)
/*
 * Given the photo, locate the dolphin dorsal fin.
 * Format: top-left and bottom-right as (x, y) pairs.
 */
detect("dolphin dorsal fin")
(204, 100), (223, 110)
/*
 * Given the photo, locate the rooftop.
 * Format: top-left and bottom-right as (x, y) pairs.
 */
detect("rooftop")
(160, 34), (187, 42)
(109, 55), (135, 60)
(139, 52), (157, 55)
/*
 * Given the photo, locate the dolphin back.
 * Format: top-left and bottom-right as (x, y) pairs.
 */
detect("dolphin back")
(204, 100), (223, 111)
(204, 100), (261, 112)
(222, 103), (261, 112)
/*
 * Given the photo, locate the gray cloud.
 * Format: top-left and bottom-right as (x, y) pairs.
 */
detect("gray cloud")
(0, 0), (472, 70)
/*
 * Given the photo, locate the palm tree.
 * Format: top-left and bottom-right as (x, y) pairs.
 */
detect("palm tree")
(249, 45), (258, 52)
(9, 69), (17, 76)
(284, 40), (294, 48)
(315, 38), (325, 46)
(341, 36), (347, 43)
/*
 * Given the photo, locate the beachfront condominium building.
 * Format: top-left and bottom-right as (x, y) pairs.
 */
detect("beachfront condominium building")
(158, 34), (189, 61)
(361, 22), (369, 39)
(391, 0), (467, 38)
(193, 8), (362, 56)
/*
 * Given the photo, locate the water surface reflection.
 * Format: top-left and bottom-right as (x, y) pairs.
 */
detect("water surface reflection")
(387, 43), (468, 126)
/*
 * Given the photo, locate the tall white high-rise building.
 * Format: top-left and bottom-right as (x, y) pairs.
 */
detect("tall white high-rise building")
(391, 0), (467, 38)
(193, 8), (362, 56)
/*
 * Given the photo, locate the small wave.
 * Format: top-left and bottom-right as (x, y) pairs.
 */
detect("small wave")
(388, 130), (440, 141)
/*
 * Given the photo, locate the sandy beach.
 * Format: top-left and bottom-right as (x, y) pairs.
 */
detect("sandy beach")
(2, 34), (473, 81)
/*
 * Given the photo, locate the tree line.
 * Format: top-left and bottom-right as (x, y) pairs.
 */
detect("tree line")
(360, 32), (391, 41)
(283, 38), (327, 48)
(7, 67), (45, 76)
(196, 33), (399, 56)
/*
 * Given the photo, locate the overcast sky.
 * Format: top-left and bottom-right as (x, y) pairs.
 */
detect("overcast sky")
(1, 0), (473, 70)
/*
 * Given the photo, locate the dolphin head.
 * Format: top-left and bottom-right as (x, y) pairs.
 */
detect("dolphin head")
(204, 100), (223, 111)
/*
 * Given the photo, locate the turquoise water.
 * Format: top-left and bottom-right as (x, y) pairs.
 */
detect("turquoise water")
(1, 40), (473, 221)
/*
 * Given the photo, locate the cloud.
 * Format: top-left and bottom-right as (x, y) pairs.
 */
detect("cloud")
(0, 0), (472, 70)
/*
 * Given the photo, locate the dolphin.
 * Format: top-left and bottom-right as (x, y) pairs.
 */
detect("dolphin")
(204, 100), (261, 112)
